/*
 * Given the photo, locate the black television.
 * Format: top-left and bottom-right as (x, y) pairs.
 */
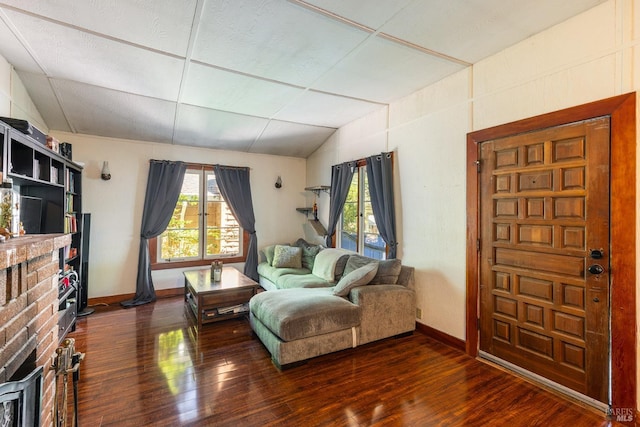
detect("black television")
(20, 196), (43, 234)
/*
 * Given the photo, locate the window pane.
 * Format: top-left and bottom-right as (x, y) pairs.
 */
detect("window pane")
(160, 171), (201, 260)
(205, 173), (240, 257)
(159, 229), (199, 259)
(340, 172), (359, 252)
(362, 172), (385, 260)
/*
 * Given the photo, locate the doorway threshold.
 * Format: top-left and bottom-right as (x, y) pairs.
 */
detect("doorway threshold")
(478, 350), (609, 415)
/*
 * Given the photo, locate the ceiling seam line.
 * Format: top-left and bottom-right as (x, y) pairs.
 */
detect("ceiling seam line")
(377, 33), (472, 66)
(172, 0), (206, 145)
(189, 59), (307, 90)
(287, 0), (376, 34)
(46, 77), (76, 134)
(0, 8), (49, 75)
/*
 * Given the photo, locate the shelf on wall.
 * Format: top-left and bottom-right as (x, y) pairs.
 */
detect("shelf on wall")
(296, 207), (313, 214)
(304, 185), (330, 196)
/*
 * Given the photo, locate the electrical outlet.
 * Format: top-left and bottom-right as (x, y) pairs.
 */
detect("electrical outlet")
(416, 307), (422, 319)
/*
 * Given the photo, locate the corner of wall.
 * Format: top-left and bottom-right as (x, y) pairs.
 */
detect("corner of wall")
(9, 69), (48, 133)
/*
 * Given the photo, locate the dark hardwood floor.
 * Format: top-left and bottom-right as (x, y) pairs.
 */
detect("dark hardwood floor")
(67, 296), (618, 426)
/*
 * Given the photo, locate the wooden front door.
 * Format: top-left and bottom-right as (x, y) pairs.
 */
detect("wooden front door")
(478, 117), (610, 402)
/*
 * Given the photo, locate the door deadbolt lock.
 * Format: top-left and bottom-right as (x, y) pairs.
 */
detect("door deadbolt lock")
(588, 264), (605, 275)
(589, 249), (604, 259)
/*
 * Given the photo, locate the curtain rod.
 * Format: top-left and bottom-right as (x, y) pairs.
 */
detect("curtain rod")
(188, 162), (252, 170)
(150, 160), (251, 170)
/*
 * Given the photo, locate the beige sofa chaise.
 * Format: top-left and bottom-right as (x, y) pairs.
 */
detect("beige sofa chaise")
(250, 243), (416, 369)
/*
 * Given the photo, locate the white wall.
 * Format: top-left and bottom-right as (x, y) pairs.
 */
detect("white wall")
(0, 56), (9, 117)
(309, 0), (639, 351)
(49, 131), (308, 298)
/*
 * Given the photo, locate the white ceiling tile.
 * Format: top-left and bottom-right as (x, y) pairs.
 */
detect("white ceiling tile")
(0, 0), (196, 56)
(192, 0), (370, 86)
(53, 80), (176, 143)
(174, 105), (267, 150)
(16, 71), (70, 132)
(314, 36), (466, 103)
(274, 90), (383, 128)
(251, 120), (335, 158)
(182, 63), (304, 118)
(3, 10), (184, 100)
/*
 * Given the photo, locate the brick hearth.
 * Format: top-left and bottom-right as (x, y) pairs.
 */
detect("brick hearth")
(0, 234), (71, 427)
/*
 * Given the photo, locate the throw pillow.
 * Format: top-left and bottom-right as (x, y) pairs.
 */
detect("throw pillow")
(369, 258), (402, 285)
(333, 262), (379, 297)
(293, 238), (310, 247)
(301, 245), (322, 270)
(312, 249), (351, 282)
(333, 254), (351, 282)
(272, 245), (302, 269)
(262, 245), (277, 265)
(343, 254), (375, 276)
(293, 238), (323, 270)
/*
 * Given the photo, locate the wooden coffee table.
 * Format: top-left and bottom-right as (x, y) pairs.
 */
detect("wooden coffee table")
(183, 267), (261, 331)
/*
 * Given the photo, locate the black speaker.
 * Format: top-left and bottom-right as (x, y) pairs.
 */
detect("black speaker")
(77, 213), (93, 316)
(60, 142), (72, 160)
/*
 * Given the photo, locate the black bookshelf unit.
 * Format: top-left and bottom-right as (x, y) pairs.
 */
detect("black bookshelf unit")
(0, 119), (85, 342)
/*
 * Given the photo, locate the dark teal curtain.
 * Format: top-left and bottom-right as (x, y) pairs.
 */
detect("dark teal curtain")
(213, 165), (259, 281)
(326, 161), (356, 247)
(121, 160), (186, 307)
(366, 152), (397, 258)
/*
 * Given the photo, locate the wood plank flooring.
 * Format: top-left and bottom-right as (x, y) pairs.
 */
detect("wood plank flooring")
(67, 296), (618, 426)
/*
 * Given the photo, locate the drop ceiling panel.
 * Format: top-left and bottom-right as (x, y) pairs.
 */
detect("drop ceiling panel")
(174, 104), (267, 151)
(250, 120), (334, 158)
(0, 0), (196, 56)
(314, 36), (466, 103)
(192, 0), (371, 87)
(274, 90), (383, 128)
(53, 79), (176, 143)
(3, 10), (185, 100)
(16, 71), (70, 132)
(182, 63), (304, 118)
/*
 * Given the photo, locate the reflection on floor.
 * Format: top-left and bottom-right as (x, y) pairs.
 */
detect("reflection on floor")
(68, 296), (616, 426)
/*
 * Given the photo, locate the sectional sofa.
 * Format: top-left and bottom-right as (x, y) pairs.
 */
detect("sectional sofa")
(250, 241), (416, 368)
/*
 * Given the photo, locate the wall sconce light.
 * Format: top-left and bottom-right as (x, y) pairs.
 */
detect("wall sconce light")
(275, 176), (282, 189)
(101, 161), (111, 181)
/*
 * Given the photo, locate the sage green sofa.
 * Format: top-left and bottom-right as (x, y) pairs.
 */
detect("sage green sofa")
(250, 243), (416, 369)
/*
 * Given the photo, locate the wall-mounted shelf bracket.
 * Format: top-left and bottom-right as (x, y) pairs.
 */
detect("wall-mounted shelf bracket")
(296, 207), (313, 215)
(304, 185), (330, 196)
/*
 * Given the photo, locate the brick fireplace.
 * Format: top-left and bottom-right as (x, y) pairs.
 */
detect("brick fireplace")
(0, 234), (71, 426)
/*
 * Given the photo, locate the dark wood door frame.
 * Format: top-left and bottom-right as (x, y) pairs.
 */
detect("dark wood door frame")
(466, 93), (636, 415)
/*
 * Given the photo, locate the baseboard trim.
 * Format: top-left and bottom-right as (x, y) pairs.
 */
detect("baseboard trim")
(88, 287), (183, 307)
(415, 322), (465, 351)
